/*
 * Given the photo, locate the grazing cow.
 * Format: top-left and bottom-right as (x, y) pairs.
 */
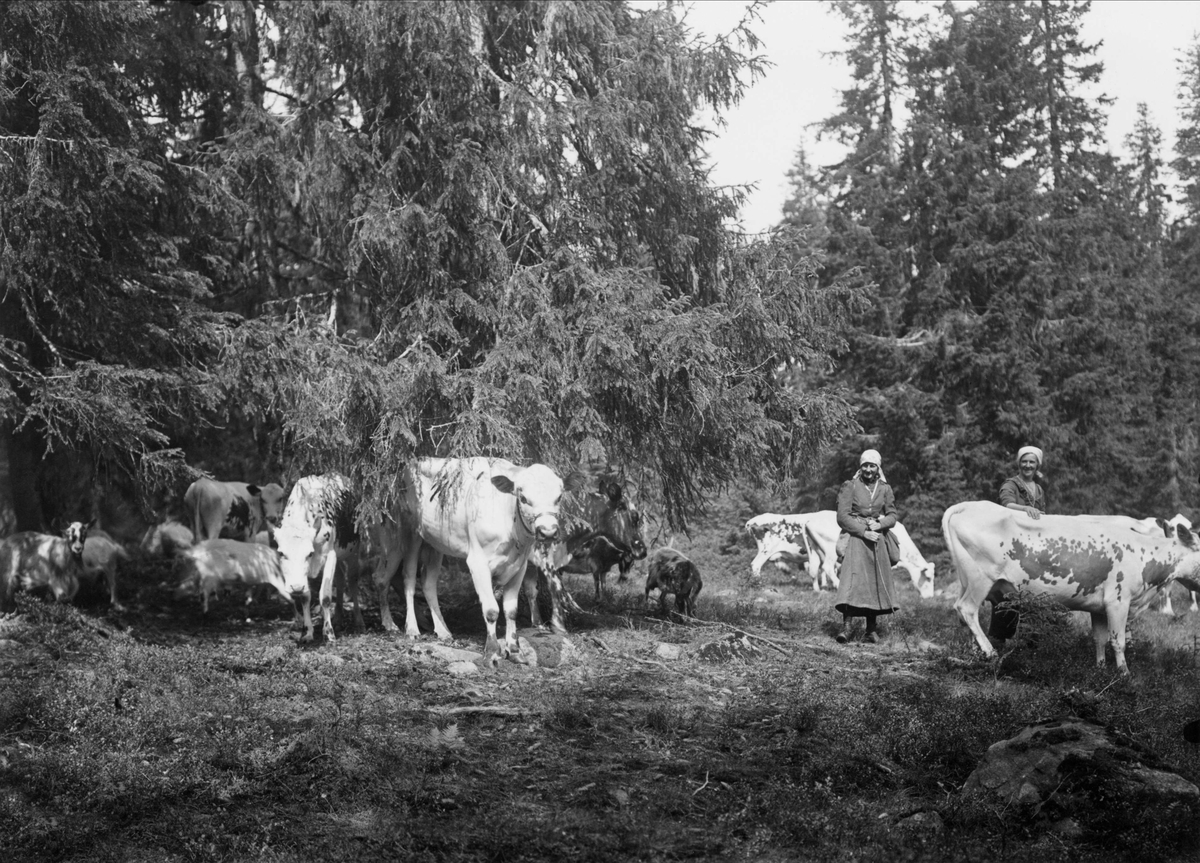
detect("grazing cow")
(804, 510), (935, 599)
(644, 547), (702, 617)
(373, 457), (579, 663)
(175, 539), (290, 613)
(140, 521), (195, 558)
(274, 473), (361, 643)
(184, 477), (288, 542)
(745, 513), (822, 589)
(1158, 514), (1198, 614)
(942, 500), (1200, 672)
(0, 521), (92, 612)
(81, 531), (128, 609)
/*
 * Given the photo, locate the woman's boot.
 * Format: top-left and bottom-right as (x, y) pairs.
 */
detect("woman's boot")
(864, 614), (878, 644)
(835, 614), (853, 644)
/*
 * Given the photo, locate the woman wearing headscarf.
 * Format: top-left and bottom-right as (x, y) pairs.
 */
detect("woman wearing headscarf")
(1000, 445), (1046, 519)
(833, 449), (898, 644)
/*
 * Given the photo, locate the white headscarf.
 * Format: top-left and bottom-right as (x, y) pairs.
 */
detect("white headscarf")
(1017, 446), (1043, 468)
(857, 449), (886, 483)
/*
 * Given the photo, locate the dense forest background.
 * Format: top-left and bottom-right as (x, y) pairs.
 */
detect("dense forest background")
(2, 0), (1199, 555)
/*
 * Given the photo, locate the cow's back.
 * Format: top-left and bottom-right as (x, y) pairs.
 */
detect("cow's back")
(403, 457), (516, 557)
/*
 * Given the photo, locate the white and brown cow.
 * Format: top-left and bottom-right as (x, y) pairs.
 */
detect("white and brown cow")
(184, 477), (287, 542)
(175, 539), (290, 614)
(942, 500), (1200, 673)
(373, 457), (580, 664)
(745, 512), (825, 589)
(804, 510), (936, 599)
(0, 520), (92, 612)
(274, 473), (361, 643)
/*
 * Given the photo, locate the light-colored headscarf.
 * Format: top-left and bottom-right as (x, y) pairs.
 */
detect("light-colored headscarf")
(1017, 445), (1043, 468)
(856, 449), (887, 483)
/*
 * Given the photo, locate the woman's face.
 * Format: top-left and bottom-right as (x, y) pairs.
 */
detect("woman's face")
(1019, 455), (1039, 478)
(860, 462), (880, 481)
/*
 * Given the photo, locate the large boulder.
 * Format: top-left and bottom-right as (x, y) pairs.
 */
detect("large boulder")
(964, 717), (1200, 834)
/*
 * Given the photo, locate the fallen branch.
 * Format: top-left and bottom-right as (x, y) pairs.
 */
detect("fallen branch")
(684, 618), (793, 657)
(430, 706), (527, 718)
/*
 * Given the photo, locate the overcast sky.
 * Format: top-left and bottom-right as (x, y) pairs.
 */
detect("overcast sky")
(675, 1), (1199, 233)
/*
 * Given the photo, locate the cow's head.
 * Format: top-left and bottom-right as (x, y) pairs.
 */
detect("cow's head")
(274, 516), (334, 596)
(256, 483), (288, 528)
(595, 480), (648, 560)
(493, 464), (582, 542)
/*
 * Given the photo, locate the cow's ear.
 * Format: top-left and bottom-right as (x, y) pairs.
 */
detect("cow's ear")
(492, 475), (516, 495)
(247, 485), (261, 497)
(562, 471), (587, 494)
(1157, 517), (1174, 538)
(1179, 524), (1198, 550)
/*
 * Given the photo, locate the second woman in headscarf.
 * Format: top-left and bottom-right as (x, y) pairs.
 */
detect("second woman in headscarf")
(834, 449), (899, 644)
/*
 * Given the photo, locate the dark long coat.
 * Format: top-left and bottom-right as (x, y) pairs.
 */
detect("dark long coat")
(834, 475), (898, 615)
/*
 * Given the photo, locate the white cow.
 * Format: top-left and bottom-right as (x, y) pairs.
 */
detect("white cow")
(184, 477), (288, 542)
(373, 457), (580, 664)
(1158, 514), (1198, 614)
(803, 510), (936, 599)
(745, 512), (832, 590)
(942, 500), (1200, 672)
(175, 539), (289, 613)
(274, 473), (361, 643)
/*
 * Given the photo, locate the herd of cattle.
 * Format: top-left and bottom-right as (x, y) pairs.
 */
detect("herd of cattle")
(0, 459), (703, 663)
(4, 458), (1200, 672)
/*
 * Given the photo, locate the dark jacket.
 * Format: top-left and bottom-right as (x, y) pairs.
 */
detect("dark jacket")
(834, 474), (898, 615)
(999, 475), (1045, 512)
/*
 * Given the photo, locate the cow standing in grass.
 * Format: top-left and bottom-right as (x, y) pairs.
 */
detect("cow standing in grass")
(274, 473), (361, 643)
(0, 521), (92, 612)
(185, 478), (287, 542)
(943, 500), (1200, 672)
(374, 457), (579, 664)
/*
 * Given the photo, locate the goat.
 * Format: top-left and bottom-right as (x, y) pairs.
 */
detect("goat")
(0, 520), (93, 612)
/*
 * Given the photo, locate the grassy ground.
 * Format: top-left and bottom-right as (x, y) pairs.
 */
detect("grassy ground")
(2, 543), (1200, 863)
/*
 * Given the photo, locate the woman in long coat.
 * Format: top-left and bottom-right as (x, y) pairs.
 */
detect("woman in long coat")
(834, 449), (898, 644)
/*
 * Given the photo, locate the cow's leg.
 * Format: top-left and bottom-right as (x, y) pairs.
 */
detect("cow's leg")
(1191, 590), (1199, 613)
(953, 578), (997, 657)
(1105, 605), (1132, 674)
(293, 581), (315, 642)
(318, 550), (340, 643)
(1159, 587), (1175, 615)
(421, 552), (452, 640)
(498, 564), (525, 654)
(375, 524), (406, 632)
(341, 548), (364, 633)
(1088, 610), (1110, 668)
(401, 539), (425, 638)
(465, 549), (504, 662)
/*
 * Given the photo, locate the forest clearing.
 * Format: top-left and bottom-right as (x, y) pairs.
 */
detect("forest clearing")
(3, 531), (1200, 863)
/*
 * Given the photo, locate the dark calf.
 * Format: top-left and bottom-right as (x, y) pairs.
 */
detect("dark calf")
(645, 547), (702, 617)
(562, 532), (635, 598)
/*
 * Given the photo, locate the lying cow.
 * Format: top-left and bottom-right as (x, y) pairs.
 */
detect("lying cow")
(175, 539), (290, 613)
(184, 477), (287, 542)
(140, 520), (196, 558)
(745, 513), (821, 588)
(374, 457), (580, 663)
(805, 509), (935, 599)
(645, 547), (702, 617)
(942, 500), (1200, 672)
(0, 520), (92, 612)
(274, 473), (362, 643)
(81, 530), (128, 610)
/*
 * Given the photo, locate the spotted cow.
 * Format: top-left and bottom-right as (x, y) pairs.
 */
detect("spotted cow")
(0, 520), (92, 611)
(942, 500), (1200, 672)
(745, 513), (825, 589)
(184, 477), (287, 542)
(274, 473), (361, 643)
(1158, 514), (1198, 614)
(373, 457), (580, 664)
